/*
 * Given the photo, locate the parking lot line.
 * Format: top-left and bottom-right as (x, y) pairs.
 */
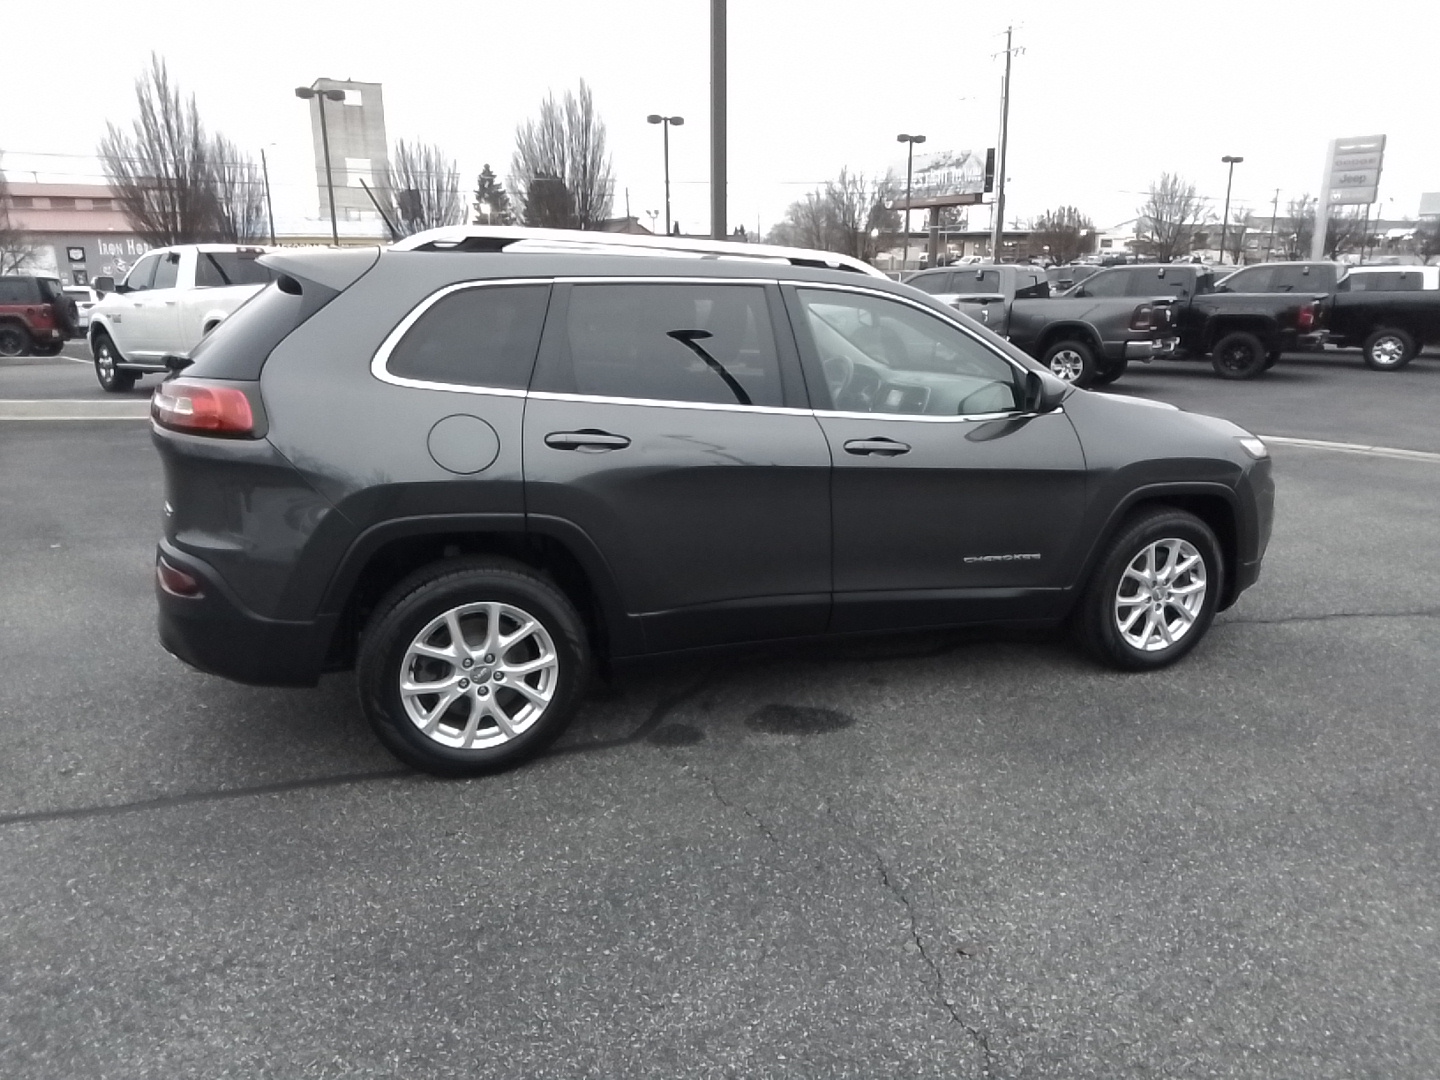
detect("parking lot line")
(0, 399), (151, 420)
(1260, 435), (1440, 464)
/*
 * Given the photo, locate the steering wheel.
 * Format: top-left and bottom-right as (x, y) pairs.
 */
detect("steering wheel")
(821, 354), (854, 405)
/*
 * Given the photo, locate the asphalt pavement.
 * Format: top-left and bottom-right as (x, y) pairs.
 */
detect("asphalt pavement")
(2, 346), (1438, 1078)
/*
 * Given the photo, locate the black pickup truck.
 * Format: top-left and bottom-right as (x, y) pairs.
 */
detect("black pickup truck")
(907, 263), (1178, 387)
(1017, 263), (1327, 384)
(1217, 262), (1440, 370)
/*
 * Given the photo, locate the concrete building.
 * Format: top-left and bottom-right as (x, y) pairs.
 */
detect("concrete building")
(1, 181), (148, 285)
(303, 79), (390, 227)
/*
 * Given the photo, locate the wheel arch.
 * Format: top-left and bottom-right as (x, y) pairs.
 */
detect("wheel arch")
(1073, 484), (1242, 614)
(319, 516), (640, 673)
(1036, 321), (1104, 356)
(1204, 316), (1278, 352)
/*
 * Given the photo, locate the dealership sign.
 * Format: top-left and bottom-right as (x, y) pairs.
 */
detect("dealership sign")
(891, 149), (993, 209)
(1326, 134), (1385, 206)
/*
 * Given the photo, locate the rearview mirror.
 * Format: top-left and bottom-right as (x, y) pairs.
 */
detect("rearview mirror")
(94, 276), (115, 295)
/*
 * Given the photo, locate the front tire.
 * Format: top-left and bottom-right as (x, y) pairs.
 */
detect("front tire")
(1210, 331), (1267, 380)
(1073, 507), (1223, 671)
(356, 558), (591, 776)
(1362, 327), (1415, 371)
(92, 331), (137, 392)
(1043, 339), (1098, 387)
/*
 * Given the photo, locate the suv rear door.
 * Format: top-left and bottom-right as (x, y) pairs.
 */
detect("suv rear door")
(524, 279), (831, 651)
(785, 284), (1087, 632)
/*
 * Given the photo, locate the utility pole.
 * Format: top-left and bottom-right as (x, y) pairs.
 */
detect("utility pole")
(1266, 188), (1279, 261)
(711, 0), (727, 240)
(989, 27), (1020, 262)
(260, 147), (277, 246)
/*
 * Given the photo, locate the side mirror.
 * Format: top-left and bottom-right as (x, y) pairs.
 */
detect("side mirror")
(94, 276), (115, 295)
(1024, 370), (1067, 413)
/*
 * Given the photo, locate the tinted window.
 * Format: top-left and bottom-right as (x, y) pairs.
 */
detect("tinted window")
(387, 284), (549, 389)
(1220, 267), (1274, 293)
(1015, 272), (1049, 299)
(1346, 270), (1423, 292)
(1076, 269), (1128, 297)
(196, 251), (275, 288)
(1125, 267), (1195, 298)
(797, 289), (1021, 416)
(124, 254), (159, 292)
(1271, 265), (1327, 293)
(907, 273), (952, 295)
(0, 278), (41, 304)
(151, 252), (180, 290)
(950, 270), (1003, 295)
(559, 283), (782, 407)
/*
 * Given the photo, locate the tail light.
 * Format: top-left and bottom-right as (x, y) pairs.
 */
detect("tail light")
(1129, 303), (1156, 331)
(1297, 302), (1316, 333)
(151, 377), (255, 436)
(156, 556), (203, 597)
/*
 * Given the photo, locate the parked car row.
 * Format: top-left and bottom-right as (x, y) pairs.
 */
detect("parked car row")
(903, 259), (1440, 387)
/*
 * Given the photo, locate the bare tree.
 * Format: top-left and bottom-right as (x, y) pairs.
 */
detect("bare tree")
(1028, 206), (1095, 264)
(508, 80), (614, 229)
(0, 155), (36, 274)
(1282, 194), (1316, 259)
(382, 139), (465, 237)
(208, 134), (267, 243)
(98, 53), (220, 245)
(1418, 220), (1440, 264)
(1136, 173), (1206, 262)
(764, 168), (899, 264)
(1323, 205), (1367, 259)
(1224, 206), (1250, 265)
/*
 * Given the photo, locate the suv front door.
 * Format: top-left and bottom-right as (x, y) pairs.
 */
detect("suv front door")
(127, 249), (183, 359)
(787, 285), (1088, 632)
(524, 280), (831, 651)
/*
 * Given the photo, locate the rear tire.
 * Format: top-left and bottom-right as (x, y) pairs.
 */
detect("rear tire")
(356, 558), (591, 777)
(31, 341), (64, 357)
(1091, 357), (1129, 386)
(1210, 331), (1267, 380)
(0, 323), (32, 357)
(1362, 327), (1415, 371)
(92, 330), (137, 392)
(1043, 339), (1098, 388)
(1073, 507), (1223, 671)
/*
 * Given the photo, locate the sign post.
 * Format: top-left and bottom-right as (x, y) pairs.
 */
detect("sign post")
(1311, 134), (1385, 260)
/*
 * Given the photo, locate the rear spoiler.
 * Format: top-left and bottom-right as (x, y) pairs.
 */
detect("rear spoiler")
(257, 248), (381, 292)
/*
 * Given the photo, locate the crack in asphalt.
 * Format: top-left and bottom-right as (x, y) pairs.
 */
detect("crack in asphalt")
(1225, 607), (1440, 626)
(0, 768), (415, 829)
(693, 769), (783, 849)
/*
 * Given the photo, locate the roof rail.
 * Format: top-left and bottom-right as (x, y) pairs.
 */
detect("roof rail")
(388, 225), (889, 279)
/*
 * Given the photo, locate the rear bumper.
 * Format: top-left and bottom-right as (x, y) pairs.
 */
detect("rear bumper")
(155, 541), (330, 687)
(1124, 336), (1179, 361)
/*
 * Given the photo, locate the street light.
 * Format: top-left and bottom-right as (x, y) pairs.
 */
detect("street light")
(644, 210), (659, 235)
(1218, 155), (1244, 265)
(647, 114), (684, 236)
(896, 133), (926, 276)
(296, 85), (347, 245)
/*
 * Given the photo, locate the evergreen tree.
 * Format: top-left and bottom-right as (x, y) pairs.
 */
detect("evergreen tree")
(473, 164), (514, 225)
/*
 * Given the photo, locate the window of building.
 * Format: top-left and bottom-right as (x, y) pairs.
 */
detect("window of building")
(387, 284), (550, 389)
(556, 283), (783, 407)
(50, 197), (76, 210)
(343, 89), (363, 106)
(345, 157), (373, 188)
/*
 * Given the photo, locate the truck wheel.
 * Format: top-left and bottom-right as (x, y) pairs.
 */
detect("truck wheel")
(1091, 357), (1129, 386)
(31, 342), (64, 357)
(1264, 348), (1281, 369)
(356, 557), (591, 777)
(0, 323), (32, 357)
(1043, 340), (1098, 387)
(1210, 331), (1267, 379)
(1362, 328), (1415, 371)
(92, 330), (138, 392)
(1072, 507), (1223, 671)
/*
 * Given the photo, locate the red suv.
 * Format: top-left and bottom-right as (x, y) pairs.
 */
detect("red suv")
(0, 275), (78, 357)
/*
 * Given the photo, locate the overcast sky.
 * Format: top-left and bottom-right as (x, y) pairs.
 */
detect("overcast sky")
(3, 0), (1437, 237)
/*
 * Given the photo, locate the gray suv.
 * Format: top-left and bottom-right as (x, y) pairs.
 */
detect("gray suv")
(151, 228), (1274, 776)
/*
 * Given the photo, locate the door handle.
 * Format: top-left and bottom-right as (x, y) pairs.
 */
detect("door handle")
(544, 430), (632, 452)
(843, 437), (911, 457)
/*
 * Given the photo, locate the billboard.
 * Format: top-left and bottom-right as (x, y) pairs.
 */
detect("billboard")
(1327, 134), (1385, 206)
(892, 149), (990, 209)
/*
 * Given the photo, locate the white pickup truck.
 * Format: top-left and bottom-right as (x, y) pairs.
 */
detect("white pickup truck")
(89, 244), (273, 391)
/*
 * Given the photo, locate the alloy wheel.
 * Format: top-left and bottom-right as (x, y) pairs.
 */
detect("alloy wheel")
(1048, 348), (1086, 383)
(398, 601), (559, 750)
(1370, 335), (1406, 367)
(1113, 538), (1207, 652)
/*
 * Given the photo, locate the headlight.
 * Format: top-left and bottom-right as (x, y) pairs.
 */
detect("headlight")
(1237, 436), (1268, 460)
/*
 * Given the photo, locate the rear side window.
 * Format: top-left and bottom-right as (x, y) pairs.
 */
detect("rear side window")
(0, 278), (41, 303)
(386, 284), (550, 390)
(196, 252), (276, 288)
(187, 277), (340, 380)
(553, 283), (783, 407)
(1346, 270), (1423, 292)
